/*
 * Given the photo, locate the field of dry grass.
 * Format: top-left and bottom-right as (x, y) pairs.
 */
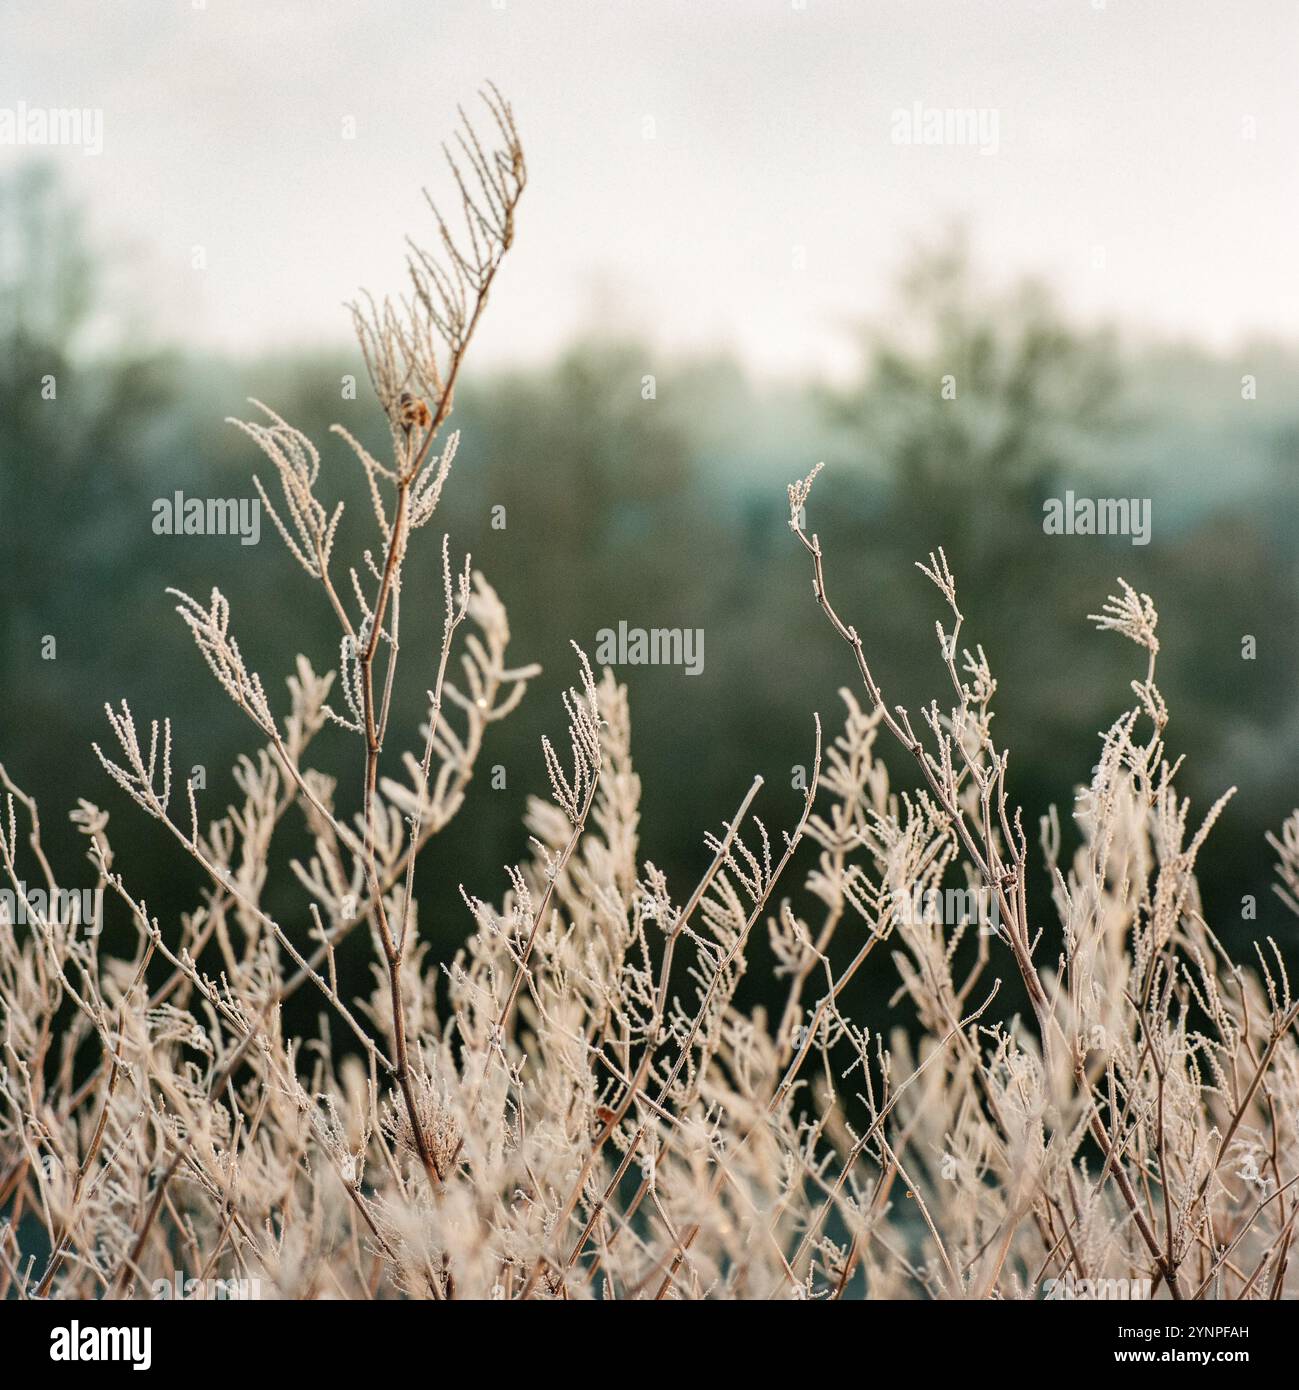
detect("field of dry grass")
(3, 92), (1297, 1304)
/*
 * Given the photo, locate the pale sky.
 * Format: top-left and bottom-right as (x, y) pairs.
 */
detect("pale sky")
(4, 0), (1295, 376)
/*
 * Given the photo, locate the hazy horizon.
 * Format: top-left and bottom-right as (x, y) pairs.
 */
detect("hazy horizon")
(4, 0), (1296, 378)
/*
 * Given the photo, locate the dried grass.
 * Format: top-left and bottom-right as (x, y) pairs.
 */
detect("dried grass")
(2, 91), (1297, 1302)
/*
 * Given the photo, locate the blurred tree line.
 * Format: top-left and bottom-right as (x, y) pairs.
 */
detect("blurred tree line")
(3, 165), (1297, 1037)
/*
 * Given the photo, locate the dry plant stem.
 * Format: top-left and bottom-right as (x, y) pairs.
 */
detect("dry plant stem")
(394, 540), (470, 955)
(791, 518), (1047, 1023)
(107, 1025), (258, 1299)
(789, 475), (1197, 1297)
(448, 768), (603, 1181)
(349, 102), (524, 1196)
(538, 775), (767, 1288)
(559, 729), (821, 1300)
(772, 984), (1002, 1297)
(357, 475), (442, 1191)
(34, 948), (153, 1297)
(495, 777), (601, 1039)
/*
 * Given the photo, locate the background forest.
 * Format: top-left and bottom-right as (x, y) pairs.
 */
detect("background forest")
(2, 162), (1296, 1038)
